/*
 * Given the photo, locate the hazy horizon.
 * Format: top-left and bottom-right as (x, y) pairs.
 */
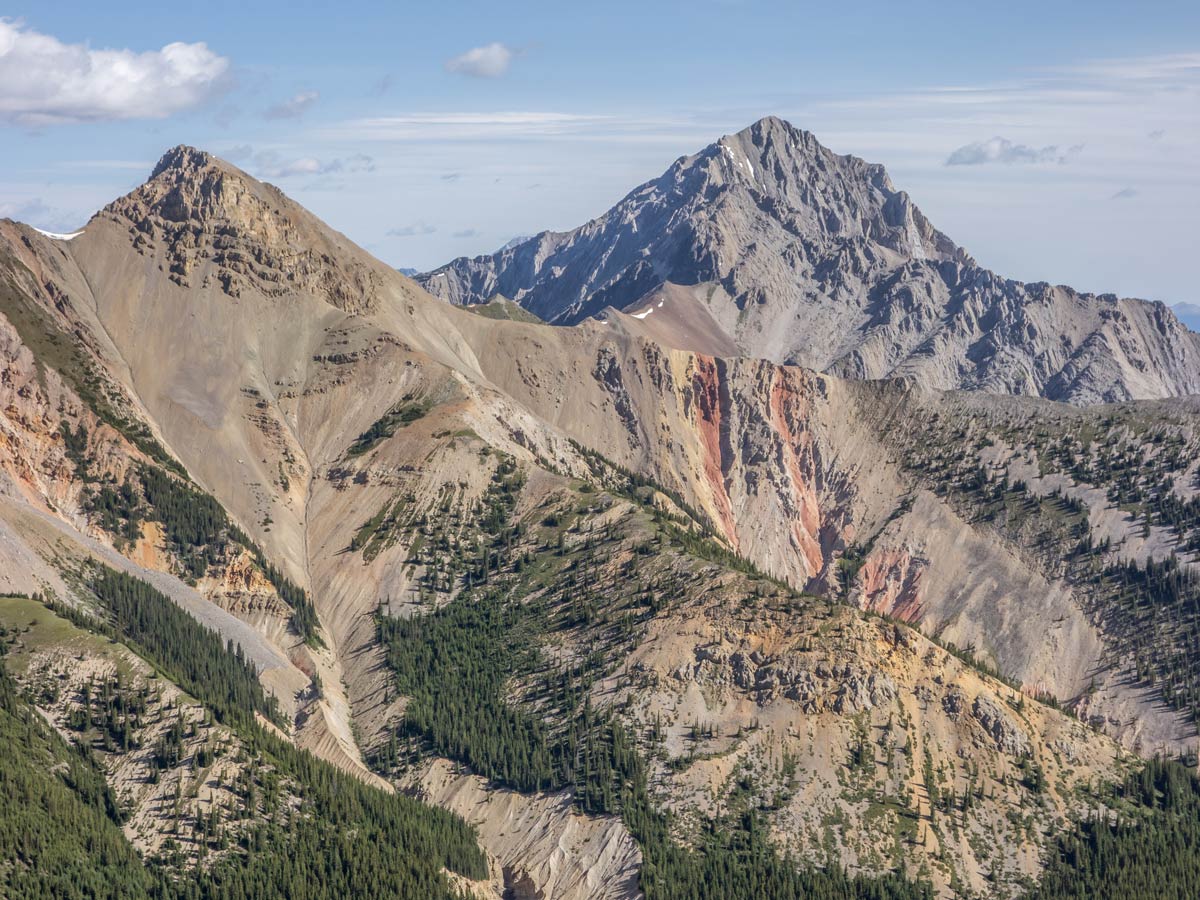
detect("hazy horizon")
(2, 2), (1198, 306)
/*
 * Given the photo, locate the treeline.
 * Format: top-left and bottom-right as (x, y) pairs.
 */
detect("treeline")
(246, 552), (321, 648)
(898, 417), (1200, 727)
(86, 566), (489, 893)
(166, 727), (488, 900)
(571, 438), (711, 531)
(139, 466), (231, 580)
(572, 440), (792, 588)
(142, 467), (323, 646)
(1101, 556), (1200, 723)
(346, 399), (431, 457)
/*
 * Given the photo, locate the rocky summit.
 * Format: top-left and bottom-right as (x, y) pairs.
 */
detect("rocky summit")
(1, 131), (1199, 900)
(420, 116), (1200, 405)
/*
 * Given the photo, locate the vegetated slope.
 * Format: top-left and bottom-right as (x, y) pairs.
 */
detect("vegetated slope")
(0, 589), (488, 900)
(1, 145), (1199, 898)
(1030, 757), (1200, 900)
(418, 116), (1200, 405)
(839, 385), (1200, 756)
(357, 442), (1127, 898)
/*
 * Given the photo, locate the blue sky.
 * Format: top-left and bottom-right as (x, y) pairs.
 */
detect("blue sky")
(1, 1), (1198, 310)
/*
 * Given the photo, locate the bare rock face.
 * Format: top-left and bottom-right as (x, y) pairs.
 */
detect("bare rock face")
(972, 695), (1031, 757)
(101, 145), (383, 313)
(419, 117), (1200, 405)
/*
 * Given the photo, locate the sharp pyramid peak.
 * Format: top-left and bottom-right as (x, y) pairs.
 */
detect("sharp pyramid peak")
(721, 116), (823, 154)
(735, 114), (802, 137)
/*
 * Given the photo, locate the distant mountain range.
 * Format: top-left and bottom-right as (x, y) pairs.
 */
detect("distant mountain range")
(3, 131), (1200, 900)
(419, 116), (1200, 405)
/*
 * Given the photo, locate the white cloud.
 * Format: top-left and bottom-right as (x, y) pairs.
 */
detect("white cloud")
(262, 157), (329, 177)
(0, 19), (229, 125)
(57, 158), (151, 171)
(946, 136), (1083, 166)
(1110, 187), (1138, 200)
(1055, 53), (1200, 83)
(263, 90), (319, 120)
(445, 43), (516, 78)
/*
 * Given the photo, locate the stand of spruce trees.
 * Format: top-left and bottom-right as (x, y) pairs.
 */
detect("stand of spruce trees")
(1, 571), (486, 900)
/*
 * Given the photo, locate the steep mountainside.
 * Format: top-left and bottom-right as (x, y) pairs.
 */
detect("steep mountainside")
(418, 116), (1200, 405)
(2, 146), (1200, 899)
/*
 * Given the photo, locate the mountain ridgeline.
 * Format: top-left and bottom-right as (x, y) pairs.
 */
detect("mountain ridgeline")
(419, 116), (1200, 405)
(0, 126), (1198, 900)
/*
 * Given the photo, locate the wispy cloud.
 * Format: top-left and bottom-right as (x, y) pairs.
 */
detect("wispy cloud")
(946, 136), (1084, 166)
(263, 90), (319, 120)
(0, 19), (229, 126)
(252, 150), (374, 178)
(453, 228), (480, 238)
(445, 43), (516, 78)
(1110, 187), (1138, 200)
(0, 197), (85, 232)
(326, 111), (613, 142)
(1054, 52), (1200, 83)
(57, 158), (152, 171)
(388, 222), (437, 237)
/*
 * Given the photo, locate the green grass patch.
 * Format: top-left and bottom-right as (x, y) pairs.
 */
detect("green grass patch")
(466, 297), (544, 323)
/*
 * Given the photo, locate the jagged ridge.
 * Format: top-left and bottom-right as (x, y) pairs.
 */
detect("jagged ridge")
(418, 116), (1200, 405)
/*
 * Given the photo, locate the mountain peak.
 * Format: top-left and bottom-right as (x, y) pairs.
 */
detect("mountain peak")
(730, 114), (810, 147)
(94, 144), (384, 313)
(105, 144), (268, 230)
(419, 117), (963, 324)
(417, 120), (1200, 403)
(715, 116), (842, 170)
(150, 145), (217, 180)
